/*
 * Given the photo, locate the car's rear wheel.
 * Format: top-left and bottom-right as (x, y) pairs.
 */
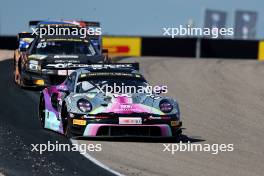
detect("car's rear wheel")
(38, 94), (46, 128)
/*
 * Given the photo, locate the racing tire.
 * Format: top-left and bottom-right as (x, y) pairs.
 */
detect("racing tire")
(170, 128), (182, 142)
(65, 119), (74, 138)
(172, 128), (182, 136)
(38, 94), (46, 128)
(13, 57), (19, 85)
(15, 58), (24, 87)
(61, 104), (74, 138)
(13, 55), (16, 84)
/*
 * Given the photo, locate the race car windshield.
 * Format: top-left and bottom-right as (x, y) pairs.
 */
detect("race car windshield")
(77, 77), (149, 94)
(34, 40), (97, 55)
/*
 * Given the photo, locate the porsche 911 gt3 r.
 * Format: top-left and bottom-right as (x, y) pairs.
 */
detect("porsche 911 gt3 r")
(38, 64), (182, 138)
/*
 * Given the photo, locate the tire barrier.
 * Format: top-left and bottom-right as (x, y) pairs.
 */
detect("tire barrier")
(0, 36), (17, 50)
(258, 41), (264, 61)
(0, 35), (263, 60)
(200, 39), (258, 59)
(102, 36), (141, 57)
(141, 37), (196, 57)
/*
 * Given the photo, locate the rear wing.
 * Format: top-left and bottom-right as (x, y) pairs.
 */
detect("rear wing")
(29, 20), (41, 27)
(29, 20), (100, 27)
(18, 32), (36, 39)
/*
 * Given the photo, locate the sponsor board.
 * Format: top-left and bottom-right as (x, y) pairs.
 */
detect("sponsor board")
(102, 37), (141, 57)
(258, 41), (264, 61)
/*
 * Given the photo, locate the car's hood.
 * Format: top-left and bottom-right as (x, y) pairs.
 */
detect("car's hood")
(65, 92), (179, 116)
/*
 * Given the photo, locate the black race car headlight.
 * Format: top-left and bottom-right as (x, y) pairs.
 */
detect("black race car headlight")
(77, 99), (92, 113)
(159, 100), (173, 113)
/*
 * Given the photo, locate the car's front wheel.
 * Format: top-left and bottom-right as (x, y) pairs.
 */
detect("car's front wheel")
(65, 118), (74, 138)
(15, 58), (24, 87)
(38, 94), (46, 128)
(61, 104), (74, 138)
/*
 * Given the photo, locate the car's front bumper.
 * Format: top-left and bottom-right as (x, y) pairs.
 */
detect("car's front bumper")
(21, 69), (73, 87)
(68, 117), (182, 137)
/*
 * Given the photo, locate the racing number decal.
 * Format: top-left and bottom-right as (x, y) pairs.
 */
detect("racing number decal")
(37, 42), (47, 48)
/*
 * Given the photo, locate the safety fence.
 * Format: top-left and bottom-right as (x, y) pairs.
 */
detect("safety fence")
(1, 35), (263, 60)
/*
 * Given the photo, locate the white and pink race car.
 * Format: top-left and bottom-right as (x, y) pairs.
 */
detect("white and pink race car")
(38, 64), (182, 138)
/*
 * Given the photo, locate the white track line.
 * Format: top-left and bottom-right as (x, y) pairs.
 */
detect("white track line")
(70, 139), (123, 176)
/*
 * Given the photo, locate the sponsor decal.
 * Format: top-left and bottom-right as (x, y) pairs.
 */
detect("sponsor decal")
(120, 104), (132, 110)
(46, 63), (92, 68)
(73, 119), (87, 126)
(54, 55), (79, 59)
(28, 54), (47, 60)
(58, 70), (67, 75)
(119, 117), (142, 125)
(54, 60), (80, 63)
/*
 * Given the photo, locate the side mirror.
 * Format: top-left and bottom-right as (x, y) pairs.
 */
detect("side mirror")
(102, 49), (108, 54)
(102, 49), (111, 63)
(58, 85), (69, 93)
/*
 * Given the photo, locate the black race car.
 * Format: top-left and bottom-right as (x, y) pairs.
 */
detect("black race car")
(14, 22), (107, 88)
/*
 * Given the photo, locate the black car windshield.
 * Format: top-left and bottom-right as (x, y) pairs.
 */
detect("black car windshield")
(34, 39), (97, 55)
(77, 76), (148, 94)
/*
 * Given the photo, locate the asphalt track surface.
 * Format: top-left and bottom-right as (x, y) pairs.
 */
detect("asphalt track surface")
(0, 53), (114, 176)
(1, 50), (264, 176)
(78, 57), (264, 176)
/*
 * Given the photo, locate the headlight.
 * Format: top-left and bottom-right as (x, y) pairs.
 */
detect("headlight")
(28, 60), (40, 71)
(77, 99), (92, 112)
(159, 100), (173, 113)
